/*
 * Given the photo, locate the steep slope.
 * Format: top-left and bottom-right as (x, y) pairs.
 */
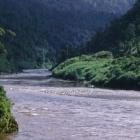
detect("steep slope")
(0, 0), (135, 69)
(85, 0), (140, 56)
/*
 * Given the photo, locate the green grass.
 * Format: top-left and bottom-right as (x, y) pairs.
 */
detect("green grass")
(53, 51), (140, 90)
(0, 86), (18, 134)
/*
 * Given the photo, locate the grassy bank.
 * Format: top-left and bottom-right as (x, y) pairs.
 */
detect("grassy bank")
(0, 86), (18, 134)
(53, 51), (140, 90)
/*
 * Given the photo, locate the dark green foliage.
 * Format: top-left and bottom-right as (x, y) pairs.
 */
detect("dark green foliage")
(0, 86), (18, 134)
(53, 53), (140, 90)
(107, 57), (140, 89)
(85, 0), (140, 57)
(0, 0), (135, 69)
(53, 1), (140, 90)
(0, 42), (5, 54)
(0, 54), (11, 73)
(0, 27), (11, 73)
(80, 0), (140, 89)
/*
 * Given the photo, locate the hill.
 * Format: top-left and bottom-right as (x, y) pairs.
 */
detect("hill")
(53, 0), (140, 90)
(85, 0), (140, 56)
(0, 0), (135, 70)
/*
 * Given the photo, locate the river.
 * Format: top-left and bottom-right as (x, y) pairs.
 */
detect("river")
(0, 69), (140, 140)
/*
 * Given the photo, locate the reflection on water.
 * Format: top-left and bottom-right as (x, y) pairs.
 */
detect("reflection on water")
(0, 69), (140, 140)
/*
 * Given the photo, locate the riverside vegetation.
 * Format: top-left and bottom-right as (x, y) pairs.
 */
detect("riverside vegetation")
(0, 0), (139, 137)
(53, 51), (140, 90)
(53, 0), (140, 90)
(0, 86), (18, 134)
(0, 28), (18, 134)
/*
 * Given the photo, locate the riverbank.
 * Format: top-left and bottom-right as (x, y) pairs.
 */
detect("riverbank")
(53, 53), (140, 90)
(1, 69), (140, 99)
(0, 86), (18, 134)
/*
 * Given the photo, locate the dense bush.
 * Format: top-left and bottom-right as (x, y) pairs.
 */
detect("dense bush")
(53, 53), (140, 90)
(0, 86), (18, 134)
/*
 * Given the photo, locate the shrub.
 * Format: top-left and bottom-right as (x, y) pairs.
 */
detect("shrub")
(0, 86), (18, 134)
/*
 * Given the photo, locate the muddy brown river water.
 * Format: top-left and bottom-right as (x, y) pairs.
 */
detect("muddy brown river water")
(0, 69), (140, 140)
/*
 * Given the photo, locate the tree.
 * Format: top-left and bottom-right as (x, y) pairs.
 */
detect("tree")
(125, 23), (136, 55)
(135, 37), (140, 56)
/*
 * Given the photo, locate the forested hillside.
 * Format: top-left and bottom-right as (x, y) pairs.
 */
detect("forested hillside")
(85, 0), (140, 56)
(53, 0), (140, 90)
(0, 0), (135, 70)
(0, 27), (11, 73)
